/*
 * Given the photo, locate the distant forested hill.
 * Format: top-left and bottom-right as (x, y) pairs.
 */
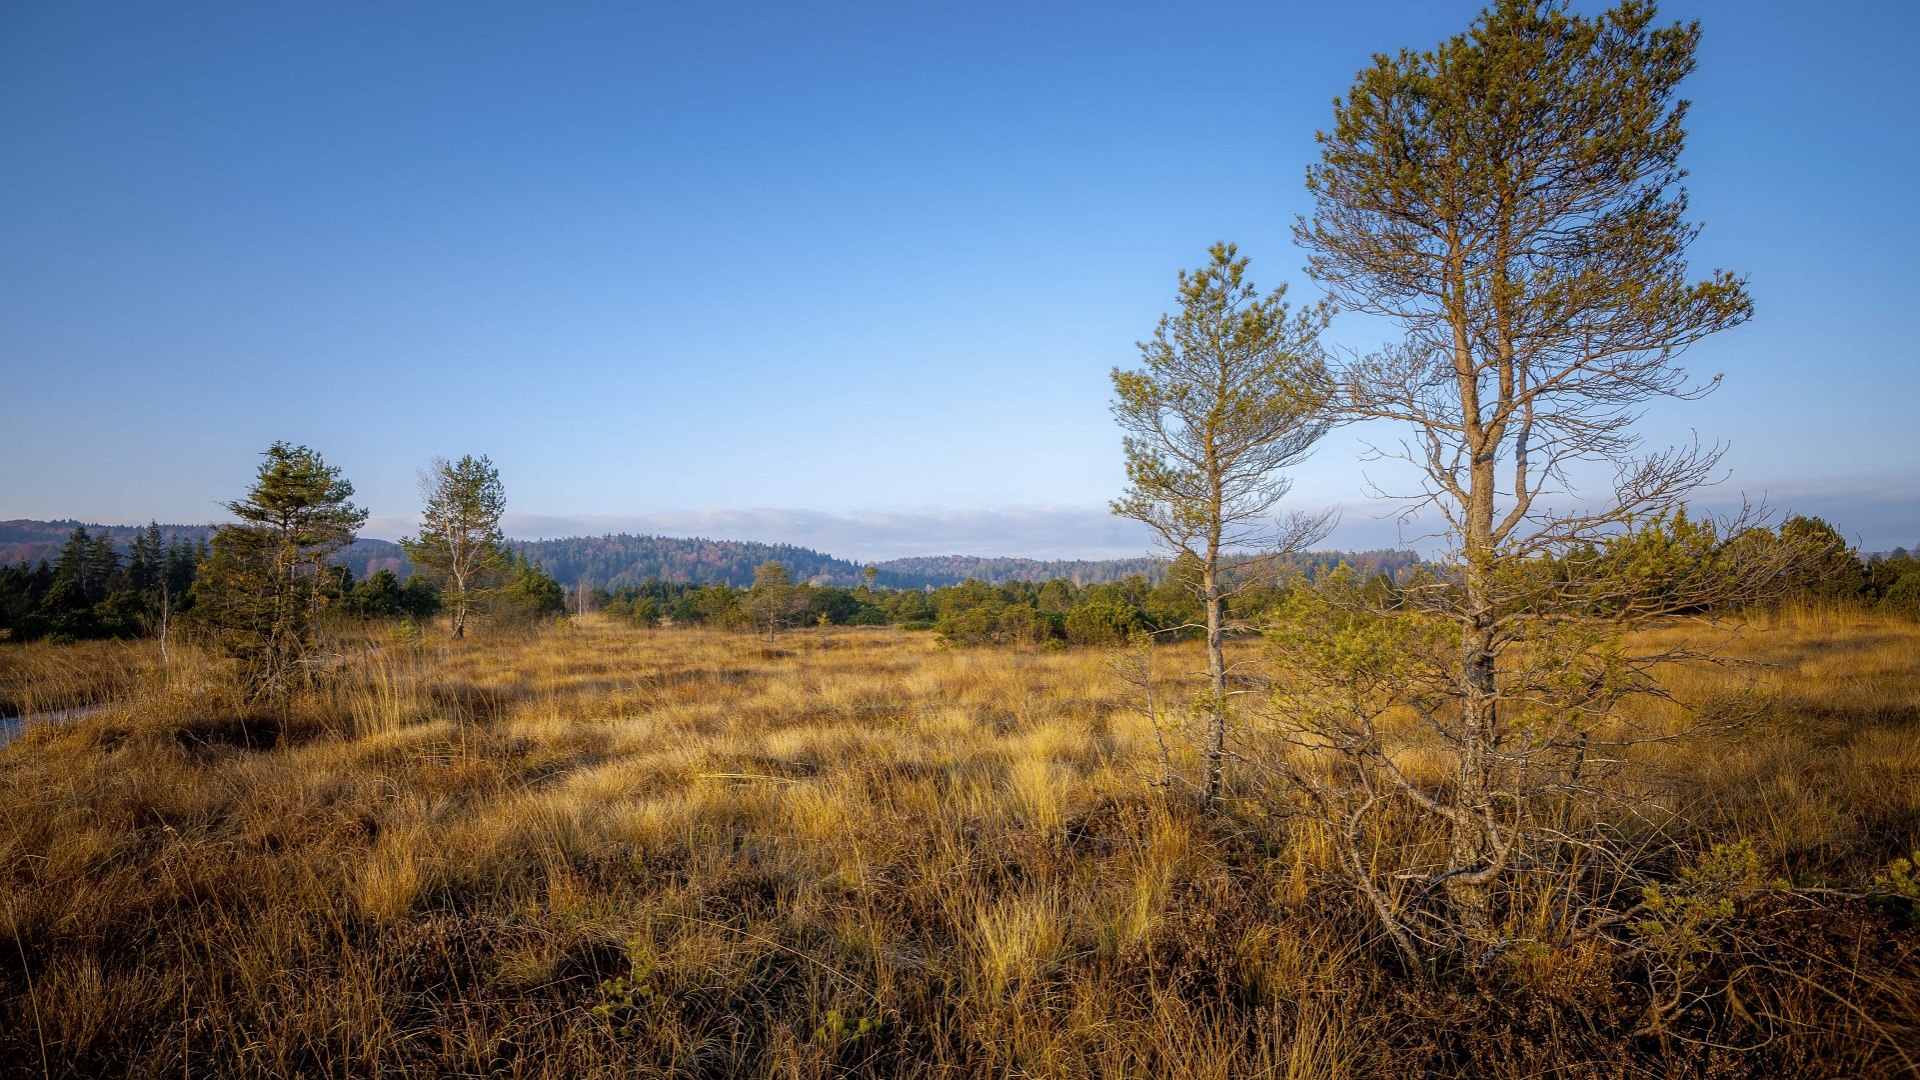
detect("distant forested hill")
(876, 549), (1426, 588)
(874, 555), (1167, 588)
(1288, 549), (1426, 579)
(2, 520), (1420, 590)
(506, 537), (1423, 589)
(0, 520), (409, 580)
(507, 535), (867, 588)
(0, 519), (216, 562)
(504, 536), (1179, 588)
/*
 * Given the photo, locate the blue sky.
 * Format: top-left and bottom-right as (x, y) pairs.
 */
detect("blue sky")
(2, 1), (1914, 559)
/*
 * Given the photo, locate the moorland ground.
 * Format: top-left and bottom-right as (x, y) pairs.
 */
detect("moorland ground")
(1, 612), (1917, 1078)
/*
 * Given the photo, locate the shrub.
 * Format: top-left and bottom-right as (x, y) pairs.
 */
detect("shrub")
(1881, 573), (1920, 618)
(1063, 598), (1142, 646)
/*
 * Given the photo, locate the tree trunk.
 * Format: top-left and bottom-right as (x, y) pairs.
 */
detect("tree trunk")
(1201, 565), (1227, 813)
(1448, 442), (1499, 937)
(1449, 611), (1497, 936)
(158, 581), (171, 665)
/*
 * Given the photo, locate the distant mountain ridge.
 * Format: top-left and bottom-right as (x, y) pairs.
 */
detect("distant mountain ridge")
(0, 519), (1420, 590)
(503, 537), (1188, 589)
(501, 537), (1419, 589)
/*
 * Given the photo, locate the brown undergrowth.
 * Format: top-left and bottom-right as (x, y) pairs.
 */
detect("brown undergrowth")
(1, 612), (1915, 1078)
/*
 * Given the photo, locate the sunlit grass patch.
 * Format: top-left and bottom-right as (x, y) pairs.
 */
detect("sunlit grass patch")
(0, 611), (1913, 1077)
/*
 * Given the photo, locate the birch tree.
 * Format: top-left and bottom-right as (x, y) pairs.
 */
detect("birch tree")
(743, 560), (802, 643)
(402, 455), (507, 639)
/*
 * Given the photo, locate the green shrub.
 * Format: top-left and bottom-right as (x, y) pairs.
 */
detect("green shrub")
(1063, 598), (1142, 646)
(1881, 573), (1920, 618)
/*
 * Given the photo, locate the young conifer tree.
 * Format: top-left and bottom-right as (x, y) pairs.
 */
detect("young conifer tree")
(1111, 243), (1333, 812)
(194, 443), (366, 706)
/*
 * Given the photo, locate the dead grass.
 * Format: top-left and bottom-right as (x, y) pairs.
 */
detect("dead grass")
(0, 613), (1915, 1078)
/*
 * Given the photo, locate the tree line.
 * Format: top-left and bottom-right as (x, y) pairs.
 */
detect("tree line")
(575, 507), (1911, 647)
(594, 562), (1202, 644)
(4, 501), (1910, 652)
(0, 525), (204, 642)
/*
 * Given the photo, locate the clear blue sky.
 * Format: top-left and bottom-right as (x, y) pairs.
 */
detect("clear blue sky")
(2, 1), (1914, 559)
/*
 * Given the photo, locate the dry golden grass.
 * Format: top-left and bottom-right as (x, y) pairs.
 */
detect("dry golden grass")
(0, 613), (1915, 1078)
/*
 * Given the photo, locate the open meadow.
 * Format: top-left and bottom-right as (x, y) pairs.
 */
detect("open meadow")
(2, 613), (1916, 1078)
(7, 0), (1919, 1076)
